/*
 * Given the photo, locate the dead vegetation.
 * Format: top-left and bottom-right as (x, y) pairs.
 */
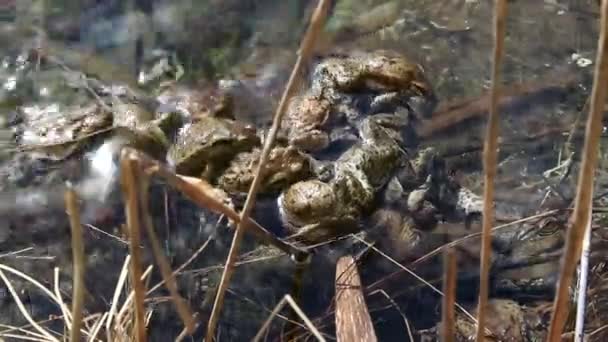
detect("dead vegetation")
(1, 0), (608, 341)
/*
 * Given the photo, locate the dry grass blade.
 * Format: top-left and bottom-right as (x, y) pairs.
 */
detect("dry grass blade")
(0, 262), (72, 339)
(0, 265), (62, 304)
(253, 294), (326, 342)
(53, 268), (72, 329)
(65, 185), (86, 342)
(0, 247), (34, 259)
(475, 1), (507, 340)
(105, 255), (130, 341)
(0, 324), (51, 341)
(547, 0), (608, 339)
(115, 265), (154, 337)
(0, 332), (51, 341)
(119, 149), (147, 342)
(138, 175), (197, 334)
(0, 269), (59, 342)
(441, 249), (457, 342)
(204, 1), (331, 340)
(88, 312), (108, 341)
(335, 255), (377, 342)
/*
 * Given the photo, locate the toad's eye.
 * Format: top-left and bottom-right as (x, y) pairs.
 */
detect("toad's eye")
(537, 223), (560, 237)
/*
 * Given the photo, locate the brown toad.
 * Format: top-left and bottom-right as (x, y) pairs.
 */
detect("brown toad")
(167, 116), (260, 179)
(282, 50), (437, 153)
(278, 114), (406, 243)
(217, 145), (316, 195)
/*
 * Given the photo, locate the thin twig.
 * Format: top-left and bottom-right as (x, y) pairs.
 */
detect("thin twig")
(253, 294), (326, 342)
(84, 223), (129, 245)
(441, 249), (457, 342)
(475, 1), (507, 340)
(352, 236), (479, 326)
(547, 0), (608, 339)
(369, 290), (414, 342)
(119, 149), (147, 342)
(65, 185), (85, 342)
(366, 210), (560, 293)
(225, 288), (310, 332)
(204, 1), (330, 340)
(0, 247), (34, 259)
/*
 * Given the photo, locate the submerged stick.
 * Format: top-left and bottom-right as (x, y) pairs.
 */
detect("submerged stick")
(475, 1), (507, 341)
(441, 249), (457, 342)
(65, 185), (85, 342)
(335, 255), (377, 342)
(120, 149), (147, 342)
(138, 175), (197, 334)
(204, 1), (330, 340)
(547, 1), (608, 338)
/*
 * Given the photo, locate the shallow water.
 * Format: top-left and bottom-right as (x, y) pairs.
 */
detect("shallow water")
(1, 1), (607, 341)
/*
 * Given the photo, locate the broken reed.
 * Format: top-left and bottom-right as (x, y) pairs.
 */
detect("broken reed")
(64, 185), (85, 342)
(547, 0), (608, 339)
(475, 0), (508, 341)
(120, 150), (148, 342)
(441, 249), (457, 342)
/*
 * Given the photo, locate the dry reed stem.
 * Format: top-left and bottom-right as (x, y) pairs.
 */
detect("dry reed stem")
(64, 186), (85, 342)
(441, 249), (457, 342)
(204, 1), (330, 340)
(253, 294), (326, 342)
(547, 0), (608, 339)
(119, 149), (147, 342)
(335, 255), (377, 342)
(475, 1), (507, 340)
(138, 175), (196, 334)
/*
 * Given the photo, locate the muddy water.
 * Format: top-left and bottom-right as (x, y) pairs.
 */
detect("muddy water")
(0, 1), (607, 341)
